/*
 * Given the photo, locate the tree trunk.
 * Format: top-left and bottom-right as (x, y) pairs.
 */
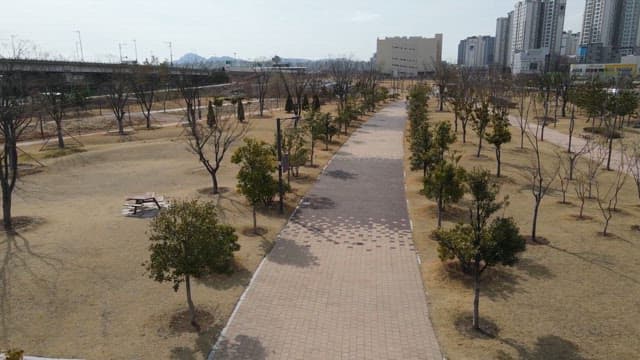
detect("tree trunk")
(211, 173), (219, 194)
(472, 257), (481, 330)
(253, 206), (257, 233)
(117, 116), (124, 135)
(55, 120), (65, 149)
(495, 148), (501, 177)
(185, 275), (198, 328)
(531, 199), (541, 242)
(454, 112), (458, 132)
(579, 198), (585, 218)
(2, 187), (12, 232)
(310, 142), (315, 167)
(476, 136), (483, 158)
(520, 128), (525, 149)
(606, 117), (616, 171)
(569, 158), (575, 181)
(437, 193), (443, 229)
(146, 111), (151, 129)
(462, 125), (467, 144)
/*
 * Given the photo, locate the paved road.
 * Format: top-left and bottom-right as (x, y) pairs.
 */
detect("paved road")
(211, 102), (442, 359)
(508, 115), (633, 174)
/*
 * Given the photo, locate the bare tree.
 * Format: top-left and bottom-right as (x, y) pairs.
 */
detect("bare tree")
(41, 74), (71, 148)
(186, 110), (249, 194)
(525, 104), (560, 243)
(278, 69), (309, 126)
(574, 174), (589, 219)
(0, 67), (32, 231)
(583, 140), (608, 199)
(177, 70), (248, 194)
(131, 64), (164, 129)
(253, 66), (271, 117)
(433, 60), (454, 112)
(565, 140), (589, 181)
(630, 141), (640, 201)
(328, 58), (356, 111)
(513, 84), (532, 149)
(105, 70), (130, 135)
(595, 154), (627, 236)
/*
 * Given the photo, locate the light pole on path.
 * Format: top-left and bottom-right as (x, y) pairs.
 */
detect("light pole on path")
(276, 116), (299, 214)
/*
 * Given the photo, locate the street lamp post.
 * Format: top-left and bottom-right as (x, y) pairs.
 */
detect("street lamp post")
(165, 41), (173, 66)
(132, 39), (138, 63)
(75, 31), (84, 61)
(276, 115), (299, 214)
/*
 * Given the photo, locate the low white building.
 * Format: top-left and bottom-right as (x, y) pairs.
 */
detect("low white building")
(511, 48), (549, 74)
(375, 34), (443, 77)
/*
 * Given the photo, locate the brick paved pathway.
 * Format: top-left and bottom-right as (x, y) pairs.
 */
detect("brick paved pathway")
(211, 102), (442, 359)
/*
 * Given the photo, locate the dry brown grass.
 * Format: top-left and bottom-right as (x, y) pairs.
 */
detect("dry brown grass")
(2, 101), (365, 359)
(405, 99), (640, 359)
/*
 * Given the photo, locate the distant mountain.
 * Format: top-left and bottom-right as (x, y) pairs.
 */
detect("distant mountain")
(175, 52), (315, 67)
(175, 52), (207, 65)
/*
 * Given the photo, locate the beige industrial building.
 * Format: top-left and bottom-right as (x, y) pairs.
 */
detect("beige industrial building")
(375, 34), (443, 76)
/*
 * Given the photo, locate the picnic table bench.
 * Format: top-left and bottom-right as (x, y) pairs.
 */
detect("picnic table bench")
(122, 192), (168, 215)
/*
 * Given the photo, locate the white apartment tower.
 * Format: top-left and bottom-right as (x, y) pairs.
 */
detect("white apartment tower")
(458, 36), (496, 67)
(495, 14), (513, 67)
(579, 0), (640, 62)
(618, 0), (640, 55)
(505, 0), (567, 73)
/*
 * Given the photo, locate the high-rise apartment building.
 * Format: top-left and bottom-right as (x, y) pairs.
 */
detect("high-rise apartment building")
(502, 0), (567, 73)
(494, 14), (513, 68)
(579, 0), (640, 62)
(375, 34), (443, 76)
(561, 30), (581, 56)
(457, 36), (495, 67)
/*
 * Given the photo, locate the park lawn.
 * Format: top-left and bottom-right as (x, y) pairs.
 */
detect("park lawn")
(2, 100), (359, 359)
(405, 99), (640, 359)
(513, 99), (640, 151)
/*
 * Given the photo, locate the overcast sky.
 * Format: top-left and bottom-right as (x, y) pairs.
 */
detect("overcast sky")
(0, 0), (584, 63)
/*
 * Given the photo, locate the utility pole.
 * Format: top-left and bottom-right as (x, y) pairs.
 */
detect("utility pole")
(10, 35), (16, 58)
(75, 30), (84, 61)
(276, 116), (299, 214)
(165, 41), (173, 66)
(118, 42), (127, 63)
(132, 39), (138, 63)
(276, 118), (284, 214)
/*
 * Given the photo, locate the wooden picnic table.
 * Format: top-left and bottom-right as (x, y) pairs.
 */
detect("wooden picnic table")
(125, 192), (163, 214)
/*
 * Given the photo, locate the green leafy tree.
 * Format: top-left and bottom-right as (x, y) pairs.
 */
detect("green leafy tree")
(237, 99), (245, 122)
(432, 121), (456, 162)
(206, 100), (216, 128)
(472, 99), (490, 158)
(285, 94), (294, 113)
(423, 157), (467, 228)
(435, 168), (525, 331)
(410, 122), (438, 177)
(305, 111), (326, 166)
(278, 126), (308, 177)
(231, 138), (279, 232)
(485, 108), (512, 177)
(144, 199), (239, 329)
